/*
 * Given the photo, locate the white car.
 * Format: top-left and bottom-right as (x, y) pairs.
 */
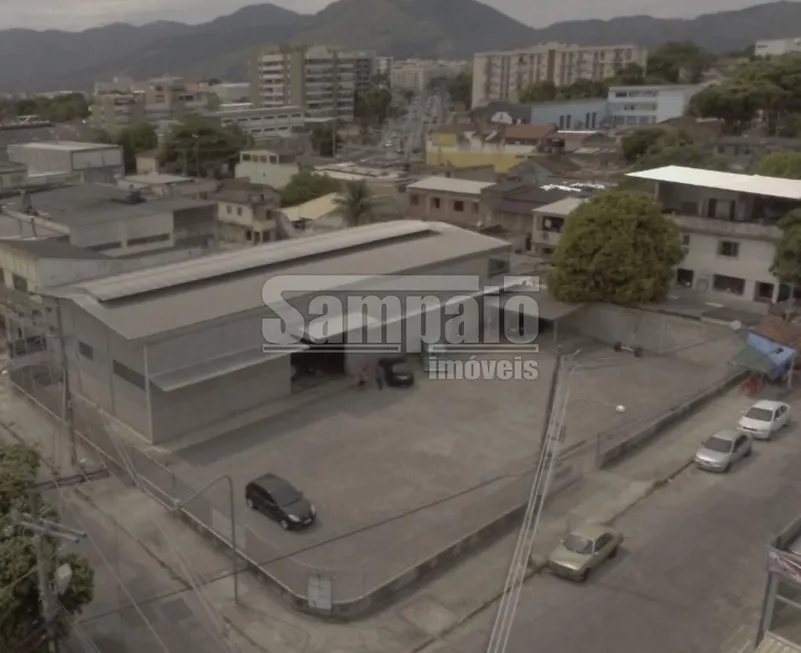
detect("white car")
(737, 400), (790, 439)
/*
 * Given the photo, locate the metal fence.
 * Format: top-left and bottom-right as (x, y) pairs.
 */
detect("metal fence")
(8, 361), (736, 612)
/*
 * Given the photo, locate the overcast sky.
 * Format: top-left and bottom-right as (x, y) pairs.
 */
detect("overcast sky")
(0, 0), (784, 31)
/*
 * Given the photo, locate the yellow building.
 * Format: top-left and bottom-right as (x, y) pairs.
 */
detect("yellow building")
(425, 124), (556, 174)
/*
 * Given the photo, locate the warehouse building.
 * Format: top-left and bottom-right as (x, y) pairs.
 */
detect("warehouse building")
(7, 141), (124, 183)
(48, 221), (514, 444)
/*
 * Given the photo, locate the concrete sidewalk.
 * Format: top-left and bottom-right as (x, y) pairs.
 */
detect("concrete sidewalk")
(0, 370), (764, 653)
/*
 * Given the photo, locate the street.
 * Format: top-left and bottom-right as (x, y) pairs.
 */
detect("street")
(423, 412), (801, 653)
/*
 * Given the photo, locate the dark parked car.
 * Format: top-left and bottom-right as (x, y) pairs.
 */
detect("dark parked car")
(245, 474), (315, 530)
(379, 357), (414, 387)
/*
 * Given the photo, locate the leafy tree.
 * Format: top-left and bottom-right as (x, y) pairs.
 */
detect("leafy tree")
(519, 81), (557, 103)
(772, 208), (801, 302)
(446, 72), (472, 108)
(647, 42), (712, 84)
(549, 190), (684, 305)
(688, 83), (758, 134)
(354, 87), (392, 128)
(334, 181), (374, 226)
(0, 93), (90, 123)
(755, 152), (801, 179)
(279, 171), (340, 207)
(310, 123), (343, 158)
(114, 122), (158, 172)
(611, 63), (647, 86)
(0, 444), (94, 651)
(621, 127), (672, 163)
(621, 126), (722, 170)
(161, 118), (248, 176)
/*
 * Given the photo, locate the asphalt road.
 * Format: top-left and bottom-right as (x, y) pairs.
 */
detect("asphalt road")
(426, 413), (801, 653)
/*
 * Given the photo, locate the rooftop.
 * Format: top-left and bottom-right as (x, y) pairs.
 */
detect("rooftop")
(122, 173), (193, 186)
(407, 176), (494, 195)
(0, 123), (103, 158)
(0, 237), (107, 260)
(6, 184), (212, 227)
(626, 166), (801, 200)
(54, 221), (509, 341)
(314, 163), (406, 181)
(280, 192), (341, 223)
(10, 140), (118, 152)
(534, 196), (586, 217)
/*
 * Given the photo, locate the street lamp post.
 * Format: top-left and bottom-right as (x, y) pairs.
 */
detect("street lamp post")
(172, 474), (239, 605)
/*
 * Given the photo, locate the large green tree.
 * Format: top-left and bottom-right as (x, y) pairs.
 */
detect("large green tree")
(549, 190), (684, 305)
(279, 170), (340, 207)
(334, 181), (374, 226)
(621, 126), (722, 170)
(772, 209), (801, 302)
(354, 86), (393, 129)
(0, 93), (89, 123)
(0, 444), (94, 651)
(647, 42), (712, 84)
(114, 122), (158, 172)
(161, 118), (249, 176)
(310, 123), (343, 157)
(754, 152), (801, 179)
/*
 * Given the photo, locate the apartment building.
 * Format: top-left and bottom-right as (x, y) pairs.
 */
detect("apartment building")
(627, 165), (801, 306)
(250, 44), (375, 120)
(472, 42), (648, 107)
(755, 37), (801, 56)
(204, 104), (305, 142)
(235, 144), (302, 189)
(391, 59), (470, 92)
(608, 84), (703, 127)
(90, 76), (214, 133)
(214, 182), (282, 245)
(407, 176), (492, 226)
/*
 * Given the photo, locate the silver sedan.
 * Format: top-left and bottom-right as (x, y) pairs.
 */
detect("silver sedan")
(694, 429), (752, 473)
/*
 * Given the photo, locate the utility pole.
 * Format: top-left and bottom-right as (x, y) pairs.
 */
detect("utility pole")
(14, 491), (86, 653)
(54, 300), (77, 467)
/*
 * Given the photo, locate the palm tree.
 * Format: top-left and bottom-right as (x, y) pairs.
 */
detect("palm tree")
(334, 181), (375, 227)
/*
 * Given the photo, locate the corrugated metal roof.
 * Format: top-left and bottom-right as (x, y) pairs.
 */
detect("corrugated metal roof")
(626, 166), (801, 200)
(55, 221), (510, 341)
(407, 176), (494, 195)
(534, 197), (586, 216)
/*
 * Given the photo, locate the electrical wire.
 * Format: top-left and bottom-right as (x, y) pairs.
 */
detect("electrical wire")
(56, 600), (102, 653)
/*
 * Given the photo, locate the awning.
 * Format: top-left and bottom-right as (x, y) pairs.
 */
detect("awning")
(149, 346), (303, 392)
(731, 344), (776, 374)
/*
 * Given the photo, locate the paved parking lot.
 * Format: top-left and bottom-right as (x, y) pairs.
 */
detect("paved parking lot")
(169, 325), (741, 596)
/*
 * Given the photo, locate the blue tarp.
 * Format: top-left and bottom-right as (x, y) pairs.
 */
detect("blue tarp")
(747, 332), (797, 380)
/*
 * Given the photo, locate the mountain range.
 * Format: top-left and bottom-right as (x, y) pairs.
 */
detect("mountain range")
(4, 0), (801, 93)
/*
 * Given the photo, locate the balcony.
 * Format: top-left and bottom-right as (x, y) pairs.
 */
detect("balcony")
(667, 213), (781, 242)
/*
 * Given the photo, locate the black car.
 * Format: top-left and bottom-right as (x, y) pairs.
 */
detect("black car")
(245, 474), (315, 530)
(378, 357), (414, 387)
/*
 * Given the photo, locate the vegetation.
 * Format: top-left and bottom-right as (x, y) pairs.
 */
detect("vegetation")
(279, 171), (340, 207)
(689, 53), (801, 135)
(114, 123), (159, 172)
(549, 190), (684, 305)
(754, 152), (801, 179)
(161, 118), (249, 177)
(621, 126), (723, 170)
(0, 444), (94, 651)
(646, 42), (712, 84)
(428, 72), (472, 108)
(354, 86), (393, 130)
(310, 123), (343, 158)
(772, 209), (801, 299)
(334, 181), (375, 226)
(4, 1), (801, 92)
(0, 93), (89, 123)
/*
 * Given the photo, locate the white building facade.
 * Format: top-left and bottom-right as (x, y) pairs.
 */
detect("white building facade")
(208, 104), (305, 141)
(755, 38), (801, 57)
(607, 84), (704, 127)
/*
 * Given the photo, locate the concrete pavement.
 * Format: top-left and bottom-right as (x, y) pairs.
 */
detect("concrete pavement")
(0, 357), (770, 652)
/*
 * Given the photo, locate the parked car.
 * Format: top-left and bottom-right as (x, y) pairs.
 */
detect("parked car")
(378, 357), (414, 387)
(245, 474), (315, 530)
(546, 523), (623, 582)
(694, 429), (751, 473)
(737, 400), (790, 440)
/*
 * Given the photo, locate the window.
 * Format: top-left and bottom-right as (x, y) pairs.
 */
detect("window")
(128, 234), (170, 247)
(88, 241), (122, 252)
(410, 194), (419, 205)
(11, 274), (27, 292)
(241, 154), (251, 162)
(237, 207), (243, 216)
(718, 240), (739, 258)
(712, 274), (745, 295)
(226, 205), (232, 214)
(755, 281), (774, 303)
(78, 341), (93, 360)
(432, 197), (441, 209)
(113, 360), (144, 389)
(676, 268), (694, 287)
(246, 229), (253, 241)
(542, 216), (564, 233)
(454, 200), (464, 212)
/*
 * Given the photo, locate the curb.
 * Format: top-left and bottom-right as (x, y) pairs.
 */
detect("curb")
(410, 455), (694, 653)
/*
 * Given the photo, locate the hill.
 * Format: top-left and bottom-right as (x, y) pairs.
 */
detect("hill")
(4, 0), (801, 92)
